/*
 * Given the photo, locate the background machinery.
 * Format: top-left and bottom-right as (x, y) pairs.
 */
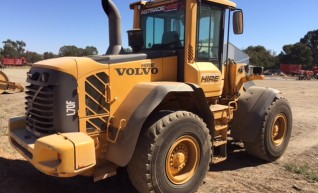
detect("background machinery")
(1, 57), (27, 66)
(0, 67), (24, 94)
(8, 0), (292, 193)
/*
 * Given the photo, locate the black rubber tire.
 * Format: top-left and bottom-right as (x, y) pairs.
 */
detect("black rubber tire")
(244, 98), (292, 162)
(127, 111), (211, 193)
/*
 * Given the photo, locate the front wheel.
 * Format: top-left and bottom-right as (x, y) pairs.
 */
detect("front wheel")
(244, 98), (292, 161)
(127, 111), (212, 193)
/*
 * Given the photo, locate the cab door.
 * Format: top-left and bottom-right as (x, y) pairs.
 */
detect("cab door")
(184, 1), (226, 97)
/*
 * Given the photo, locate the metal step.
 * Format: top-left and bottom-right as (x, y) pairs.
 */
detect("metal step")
(212, 139), (227, 164)
(210, 104), (234, 120)
(212, 156), (227, 164)
(215, 124), (228, 131)
(213, 139), (227, 147)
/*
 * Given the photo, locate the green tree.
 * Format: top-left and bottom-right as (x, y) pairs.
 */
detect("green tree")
(244, 45), (278, 70)
(83, 46), (98, 55)
(59, 45), (98, 56)
(0, 48), (3, 60)
(59, 45), (81, 56)
(16, 40), (26, 56)
(1, 39), (26, 58)
(279, 43), (313, 69)
(43, 52), (57, 59)
(2, 39), (18, 58)
(124, 48), (132, 53)
(300, 30), (318, 65)
(25, 51), (42, 63)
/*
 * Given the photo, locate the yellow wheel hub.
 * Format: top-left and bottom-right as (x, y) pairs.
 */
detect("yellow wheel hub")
(271, 113), (287, 146)
(166, 136), (200, 185)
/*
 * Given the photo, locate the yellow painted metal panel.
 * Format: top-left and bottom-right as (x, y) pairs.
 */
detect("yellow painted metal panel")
(109, 58), (162, 113)
(33, 57), (78, 78)
(33, 134), (75, 175)
(162, 56), (178, 81)
(60, 133), (96, 170)
(206, 0), (236, 8)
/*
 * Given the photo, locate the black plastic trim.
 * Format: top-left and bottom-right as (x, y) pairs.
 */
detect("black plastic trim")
(26, 67), (79, 135)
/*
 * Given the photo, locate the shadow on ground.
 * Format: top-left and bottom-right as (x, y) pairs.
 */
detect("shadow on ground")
(0, 158), (138, 193)
(211, 139), (267, 172)
(0, 140), (266, 193)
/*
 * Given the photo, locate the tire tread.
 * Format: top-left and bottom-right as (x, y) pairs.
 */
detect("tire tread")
(127, 111), (211, 193)
(244, 97), (291, 161)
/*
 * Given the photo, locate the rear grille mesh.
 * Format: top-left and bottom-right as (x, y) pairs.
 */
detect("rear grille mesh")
(25, 84), (55, 136)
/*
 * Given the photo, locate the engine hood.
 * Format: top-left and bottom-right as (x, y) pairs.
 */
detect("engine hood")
(33, 57), (110, 79)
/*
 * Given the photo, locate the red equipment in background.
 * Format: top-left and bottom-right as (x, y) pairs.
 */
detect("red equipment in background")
(280, 64), (315, 80)
(1, 58), (27, 66)
(280, 64), (302, 75)
(313, 66), (318, 75)
(297, 70), (314, 80)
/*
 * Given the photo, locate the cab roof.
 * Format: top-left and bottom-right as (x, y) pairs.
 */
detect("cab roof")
(130, 0), (236, 9)
(207, 0), (236, 8)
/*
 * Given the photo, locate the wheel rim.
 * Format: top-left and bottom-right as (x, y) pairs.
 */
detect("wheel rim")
(166, 135), (200, 185)
(271, 113), (287, 146)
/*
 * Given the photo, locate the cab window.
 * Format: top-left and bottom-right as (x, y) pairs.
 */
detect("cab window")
(140, 1), (185, 49)
(197, 4), (224, 64)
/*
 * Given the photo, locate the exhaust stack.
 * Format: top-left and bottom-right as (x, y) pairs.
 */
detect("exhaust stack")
(102, 0), (124, 55)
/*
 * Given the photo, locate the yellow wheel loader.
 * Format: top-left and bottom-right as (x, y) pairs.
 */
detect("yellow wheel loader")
(8, 0), (292, 193)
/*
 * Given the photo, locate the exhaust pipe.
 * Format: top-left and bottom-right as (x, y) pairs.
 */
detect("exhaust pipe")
(102, 0), (124, 55)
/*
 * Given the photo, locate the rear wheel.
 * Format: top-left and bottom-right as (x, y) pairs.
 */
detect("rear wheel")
(127, 111), (211, 193)
(244, 98), (292, 161)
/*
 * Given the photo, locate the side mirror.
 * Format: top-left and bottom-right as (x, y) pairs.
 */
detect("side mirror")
(233, 10), (244, 34)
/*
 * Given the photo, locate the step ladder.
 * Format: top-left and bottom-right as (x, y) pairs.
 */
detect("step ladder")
(210, 104), (235, 164)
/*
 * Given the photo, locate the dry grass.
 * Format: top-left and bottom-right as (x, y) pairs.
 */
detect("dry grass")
(284, 163), (318, 182)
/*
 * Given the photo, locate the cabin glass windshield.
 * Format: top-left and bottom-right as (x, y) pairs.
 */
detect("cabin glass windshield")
(140, 1), (185, 50)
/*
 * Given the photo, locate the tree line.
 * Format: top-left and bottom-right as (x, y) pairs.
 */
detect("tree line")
(1, 29), (317, 68)
(244, 29), (318, 70)
(0, 39), (98, 63)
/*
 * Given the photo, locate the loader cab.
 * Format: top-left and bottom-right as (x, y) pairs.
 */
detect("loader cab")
(129, 0), (232, 64)
(129, 0), (240, 96)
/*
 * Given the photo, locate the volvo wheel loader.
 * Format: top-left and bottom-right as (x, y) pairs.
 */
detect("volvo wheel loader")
(8, 0), (292, 193)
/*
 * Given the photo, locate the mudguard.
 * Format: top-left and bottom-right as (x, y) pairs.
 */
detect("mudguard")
(231, 86), (280, 142)
(105, 82), (213, 166)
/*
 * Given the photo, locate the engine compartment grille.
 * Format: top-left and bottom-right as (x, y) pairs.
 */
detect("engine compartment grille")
(25, 84), (54, 136)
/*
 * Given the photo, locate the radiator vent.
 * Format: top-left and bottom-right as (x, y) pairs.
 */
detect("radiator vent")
(25, 84), (54, 136)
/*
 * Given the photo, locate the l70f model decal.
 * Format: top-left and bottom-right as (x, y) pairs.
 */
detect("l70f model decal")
(66, 101), (76, 116)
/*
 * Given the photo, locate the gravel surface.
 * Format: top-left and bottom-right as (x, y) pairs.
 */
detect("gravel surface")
(1, 68), (317, 193)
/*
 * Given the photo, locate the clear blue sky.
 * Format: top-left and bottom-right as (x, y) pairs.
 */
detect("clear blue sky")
(1, 0), (317, 55)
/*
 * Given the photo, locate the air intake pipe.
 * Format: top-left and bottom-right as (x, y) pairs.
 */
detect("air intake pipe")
(102, 0), (124, 55)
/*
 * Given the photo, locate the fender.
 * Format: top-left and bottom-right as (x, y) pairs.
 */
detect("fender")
(105, 82), (213, 166)
(231, 86), (280, 142)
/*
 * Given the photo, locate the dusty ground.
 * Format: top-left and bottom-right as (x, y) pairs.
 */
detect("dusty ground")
(0, 67), (318, 193)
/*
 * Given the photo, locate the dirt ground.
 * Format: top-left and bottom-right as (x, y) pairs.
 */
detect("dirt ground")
(1, 67), (318, 193)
